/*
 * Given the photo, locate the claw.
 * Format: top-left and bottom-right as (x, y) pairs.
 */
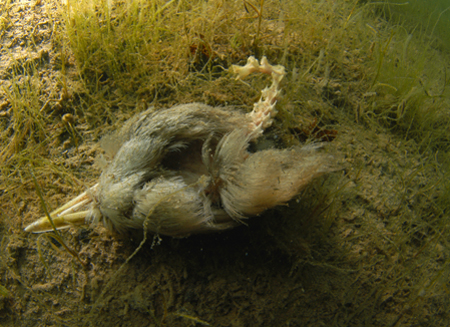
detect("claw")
(24, 184), (98, 233)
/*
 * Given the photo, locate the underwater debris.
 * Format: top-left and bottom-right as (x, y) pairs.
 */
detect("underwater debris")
(25, 56), (336, 238)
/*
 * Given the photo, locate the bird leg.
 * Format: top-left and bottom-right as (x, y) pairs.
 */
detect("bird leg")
(231, 56), (286, 134)
(24, 184), (98, 233)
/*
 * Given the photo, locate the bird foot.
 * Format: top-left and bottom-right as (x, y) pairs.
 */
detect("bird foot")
(24, 184), (98, 233)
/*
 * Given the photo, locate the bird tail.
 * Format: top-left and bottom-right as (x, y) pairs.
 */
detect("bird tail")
(215, 131), (335, 218)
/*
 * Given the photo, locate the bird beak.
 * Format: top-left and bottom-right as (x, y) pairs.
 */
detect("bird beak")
(24, 184), (98, 233)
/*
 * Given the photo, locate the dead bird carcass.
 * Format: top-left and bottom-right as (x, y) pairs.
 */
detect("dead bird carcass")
(25, 57), (336, 238)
